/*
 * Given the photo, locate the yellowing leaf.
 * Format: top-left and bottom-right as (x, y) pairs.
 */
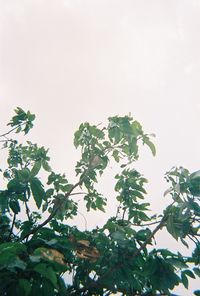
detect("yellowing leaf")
(76, 240), (100, 262)
(39, 248), (67, 266)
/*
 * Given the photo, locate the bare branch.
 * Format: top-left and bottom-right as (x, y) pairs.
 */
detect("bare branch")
(0, 124), (23, 138)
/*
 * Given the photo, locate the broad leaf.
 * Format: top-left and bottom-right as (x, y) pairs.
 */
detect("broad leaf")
(30, 177), (45, 208)
(34, 263), (57, 288)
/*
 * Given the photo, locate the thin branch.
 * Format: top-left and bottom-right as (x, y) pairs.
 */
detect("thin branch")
(130, 220), (162, 227)
(25, 201), (31, 221)
(188, 234), (199, 245)
(7, 214), (16, 241)
(122, 207), (126, 220)
(0, 124), (23, 138)
(69, 192), (87, 196)
(77, 210), (88, 230)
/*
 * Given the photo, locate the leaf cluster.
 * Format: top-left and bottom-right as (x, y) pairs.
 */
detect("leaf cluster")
(0, 108), (199, 296)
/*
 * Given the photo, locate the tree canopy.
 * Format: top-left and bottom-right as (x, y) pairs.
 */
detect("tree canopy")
(0, 107), (200, 295)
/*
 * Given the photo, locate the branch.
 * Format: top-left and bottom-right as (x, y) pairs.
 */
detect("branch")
(77, 210), (88, 230)
(67, 215), (168, 295)
(25, 201), (31, 221)
(0, 124), (23, 138)
(7, 214), (16, 241)
(131, 216), (167, 258)
(69, 192), (87, 196)
(130, 220), (162, 227)
(19, 170), (88, 241)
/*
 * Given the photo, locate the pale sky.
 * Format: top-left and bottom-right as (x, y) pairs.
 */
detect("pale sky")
(0, 0), (200, 294)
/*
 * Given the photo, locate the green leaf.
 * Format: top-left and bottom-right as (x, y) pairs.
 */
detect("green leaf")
(111, 230), (126, 241)
(183, 269), (195, 278)
(34, 263), (57, 288)
(7, 179), (25, 193)
(132, 190), (144, 199)
(45, 188), (54, 199)
(167, 258), (188, 269)
(193, 268), (200, 277)
(136, 229), (151, 241)
(30, 161), (41, 178)
(194, 290), (200, 296)
(42, 160), (52, 172)
(166, 214), (178, 240)
(0, 242), (26, 254)
(9, 200), (20, 214)
(143, 136), (156, 156)
(18, 279), (31, 296)
(10, 257), (27, 270)
(30, 177), (45, 208)
(0, 243), (27, 271)
(112, 150), (120, 162)
(181, 272), (189, 289)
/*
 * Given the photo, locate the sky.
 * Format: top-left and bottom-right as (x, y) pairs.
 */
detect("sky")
(0, 0), (200, 294)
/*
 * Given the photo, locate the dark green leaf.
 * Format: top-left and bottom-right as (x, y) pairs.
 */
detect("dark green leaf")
(18, 279), (31, 296)
(30, 161), (41, 178)
(30, 177), (45, 208)
(181, 272), (189, 289)
(34, 263), (57, 288)
(183, 269), (195, 278)
(166, 214), (178, 240)
(193, 268), (200, 277)
(9, 200), (20, 214)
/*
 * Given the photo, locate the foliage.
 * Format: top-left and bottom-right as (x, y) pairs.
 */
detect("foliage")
(0, 107), (199, 295)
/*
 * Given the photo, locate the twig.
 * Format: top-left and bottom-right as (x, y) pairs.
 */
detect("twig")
(7, 214), (16, 241)
(69, 192), (87, 196)
(25, 201), (31, 221)
(131, 220), (162, 227)
(0, 124), (23, 138)
(77, 210), (88, 230)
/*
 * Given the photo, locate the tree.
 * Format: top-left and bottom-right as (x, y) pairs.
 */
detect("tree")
(0, 107), (200, 296)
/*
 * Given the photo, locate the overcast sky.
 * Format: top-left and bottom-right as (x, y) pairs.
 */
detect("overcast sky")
(1, 0), (200, 294)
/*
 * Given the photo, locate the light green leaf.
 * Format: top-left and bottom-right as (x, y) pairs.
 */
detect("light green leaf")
(143, 136), (156, 156)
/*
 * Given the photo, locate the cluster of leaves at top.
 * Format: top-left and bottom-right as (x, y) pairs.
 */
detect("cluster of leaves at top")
(0, 107), (200, 296)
